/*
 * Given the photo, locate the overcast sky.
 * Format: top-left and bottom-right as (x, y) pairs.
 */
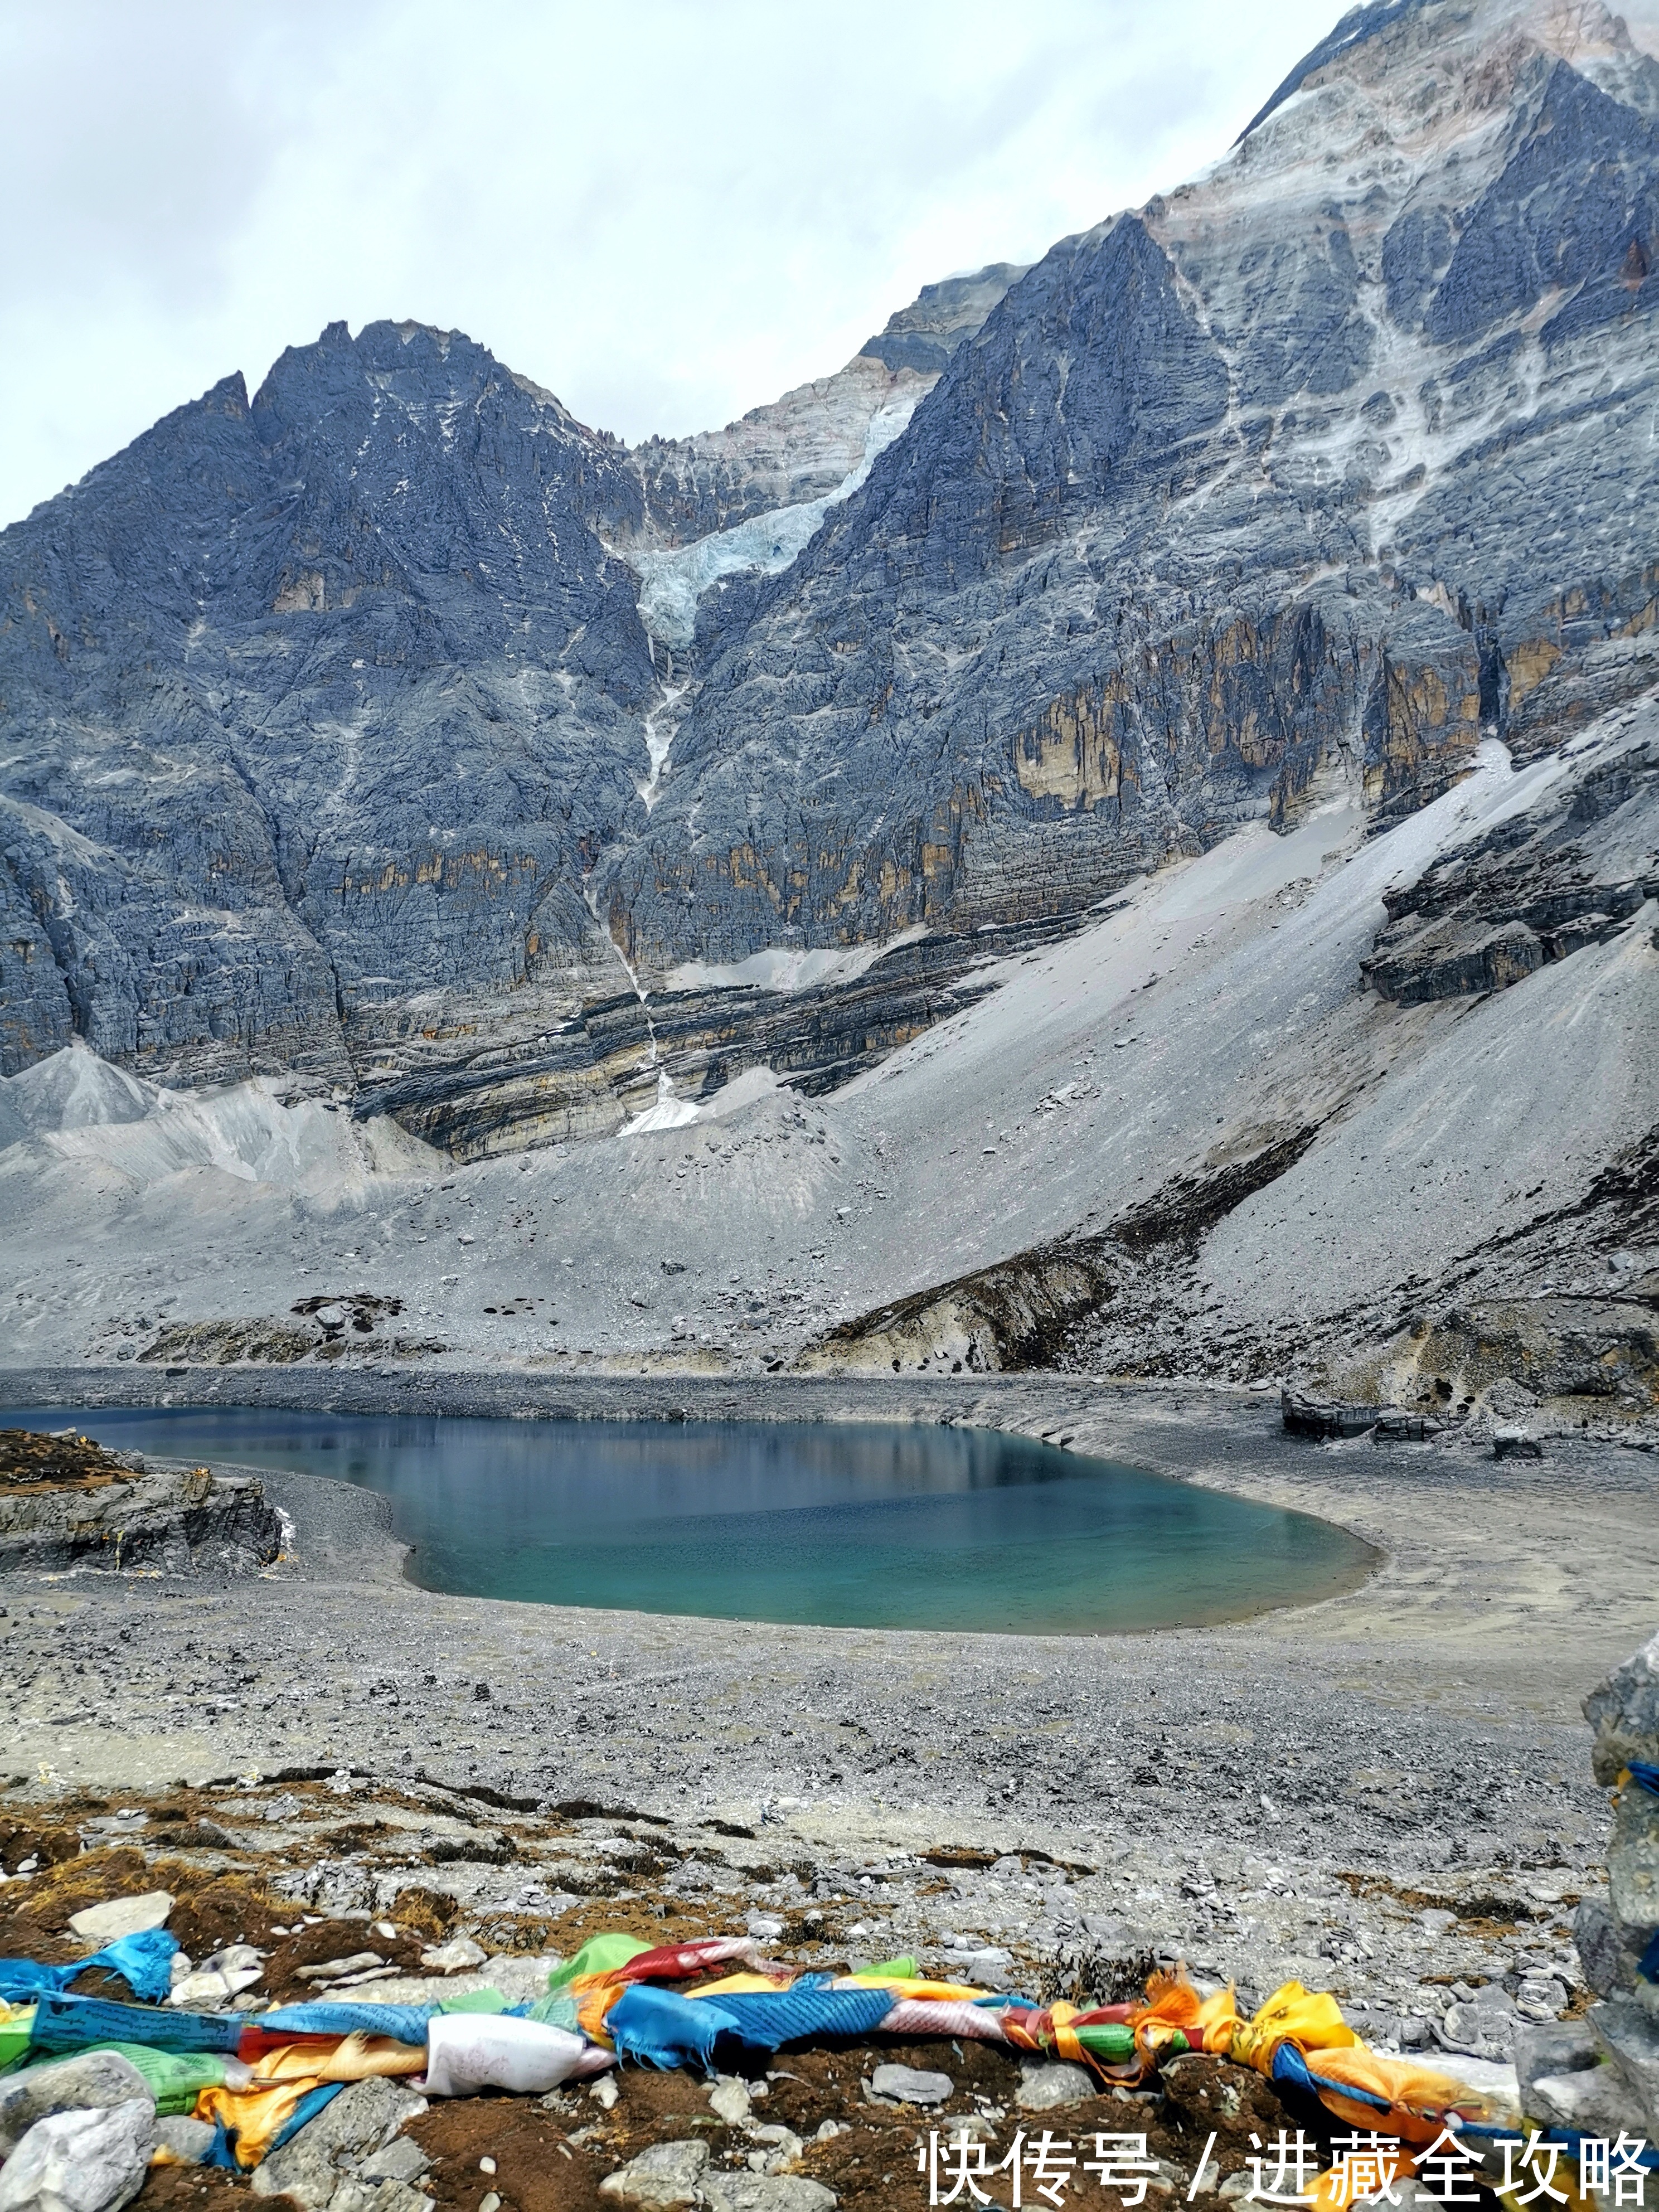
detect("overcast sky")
(1, 0), (1352, 528)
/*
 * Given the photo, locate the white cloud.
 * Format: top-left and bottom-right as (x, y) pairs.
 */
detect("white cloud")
(1, 0), (1350, 527)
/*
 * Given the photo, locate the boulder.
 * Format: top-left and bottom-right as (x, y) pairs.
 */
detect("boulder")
(66, 1893), (172, 1944)
(1584, 1628), (1659, 1785)
(701, 2179), (837, 2212)
(598, 2141), (711, 2208)
(1437, 1981), (1517, 2061)
(869, 2064), (953, 2107)
(250, 2078), (428, 2210)
(0, 1466), (281, 1575)
(151, 2115), (217, 2165)
(1492, 1431), (1543, 1461)
(1017, 2063), (1098, 2112)
(1527, 2065), (1642, 2132)
(0, 2099), (154, 2212)
(942, 1946), (1014, 1985)
(1514, 2020), (1598, 2109)
(356, 2136), (431, 2185)
(0, 2053), (154, 2157)
(1589, 1999), (1659, 2137)
(1574, 1896), (1646, 2000)
(327, 2183), (430, 2212)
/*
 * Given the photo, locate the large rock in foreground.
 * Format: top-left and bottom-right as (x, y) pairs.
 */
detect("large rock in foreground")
(0, 1430), (282, 1574)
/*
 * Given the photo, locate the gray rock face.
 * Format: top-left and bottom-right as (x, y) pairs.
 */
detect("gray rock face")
(1514, 2020), (1599, 2109)
(1527, 2063), (1638, 2133)
(360, 909), (1081, 1160)
(700, 2178), (836, 2212)
(869, 2064), (953, 2106)
(0, 1463), (282, 1574)
(0, 319), (653, 1089)
(858, 264), (1030, 377)
(626, 266), (1022, 549)
(1016, 2062), (1097, 2111)
(353, 2132), (431, 2185)
(0, 2052), (153, 2157)
(599, 2141), (712, 2207)
(1589, 1997), (1659, 2136)
(1575, 1895), (1645, 1998)
(2, 0), (1657, 1173)
(1437, 1979), (1519, 2061)
(607, 1), (1659, 974)
(150, 2114), (217, 2165)
(1362, 739), (1659, 1003)
(249, 2075), (427, 2208)
(1585, 1627), (1659, 1782)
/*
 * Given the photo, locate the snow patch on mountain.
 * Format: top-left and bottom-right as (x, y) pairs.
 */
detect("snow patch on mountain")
(631, 395), (920, 649)
(666, 925), (928, 997)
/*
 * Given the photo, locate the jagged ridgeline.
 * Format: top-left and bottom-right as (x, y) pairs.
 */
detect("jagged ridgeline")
(2, 0), (1657, 1155)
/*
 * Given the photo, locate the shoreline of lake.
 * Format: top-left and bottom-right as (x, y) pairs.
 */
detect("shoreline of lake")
(0, 1400), (1380, 1637)
(0, 1367), (1651, 1906)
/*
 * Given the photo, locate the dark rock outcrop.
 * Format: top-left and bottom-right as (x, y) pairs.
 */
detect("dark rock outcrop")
(356, 906), (1104, 1158)
(857, 264), (1031, 376)
(1363, 737), (1659, 1002)
(0, 321), (652, 1087)
(799, 1122), (1322, 1375)
(0, 1447), (283, 1574)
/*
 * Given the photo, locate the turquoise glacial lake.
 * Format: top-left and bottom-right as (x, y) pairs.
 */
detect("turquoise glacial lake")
(10, 1408), (1372, 1634)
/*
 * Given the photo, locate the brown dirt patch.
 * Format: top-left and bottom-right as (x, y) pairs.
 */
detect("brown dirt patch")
(0, 1426), (144, 1492)
(410, 2095), (611, 2212)
(391, 1885), (464, 1939)
(138, 2167), (296, 2209)
(0, 1815), (83, 1878)
(261, 1917), (430, 2001)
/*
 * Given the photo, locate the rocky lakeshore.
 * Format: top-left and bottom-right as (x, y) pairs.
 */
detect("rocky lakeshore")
(0, 1376), (1656, 2206)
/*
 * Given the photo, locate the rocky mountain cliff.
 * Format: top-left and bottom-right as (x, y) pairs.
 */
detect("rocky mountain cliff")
(1, 0), (1656, 1182)
(0, 321), (656, 1092)
(607, 0), (1659, 968)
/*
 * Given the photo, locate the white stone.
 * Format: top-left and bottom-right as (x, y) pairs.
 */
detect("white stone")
(709, 2078), (753, 2124)
(0, 2099), (154, 2212)
(420, 1935), (487, 1973)
(598, 2140), (711, 2208)
(66, 1891), (172, 1943)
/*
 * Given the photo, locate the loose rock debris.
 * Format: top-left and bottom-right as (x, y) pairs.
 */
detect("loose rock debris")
(1, 1622), (1656, 2212)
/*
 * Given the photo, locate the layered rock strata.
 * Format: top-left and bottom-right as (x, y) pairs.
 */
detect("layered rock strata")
(0, 1435), (282, 1574)
(1364, 737), (1659, 1002)
(608, 0), (1659, 967)
(360, 906), (1100, 1160)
